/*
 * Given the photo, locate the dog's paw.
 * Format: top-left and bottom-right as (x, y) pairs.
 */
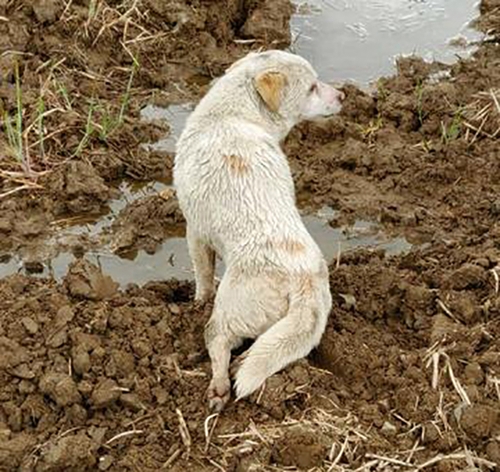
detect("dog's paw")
(207, 377), (231, 412)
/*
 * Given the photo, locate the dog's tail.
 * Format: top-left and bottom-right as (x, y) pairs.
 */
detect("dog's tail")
(234, 280), (330, 400)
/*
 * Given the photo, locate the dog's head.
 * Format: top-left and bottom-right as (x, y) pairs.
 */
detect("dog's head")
(225, 50), (344, 123)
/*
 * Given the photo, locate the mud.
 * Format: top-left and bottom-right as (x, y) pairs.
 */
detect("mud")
(1, 247), (500, 471)
(0, 0), (293, 252)
(110, 189), (185, 256)
(1, 0), (500, 470)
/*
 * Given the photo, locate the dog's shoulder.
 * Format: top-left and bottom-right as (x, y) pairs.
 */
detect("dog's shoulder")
(179, 117), (283, 165)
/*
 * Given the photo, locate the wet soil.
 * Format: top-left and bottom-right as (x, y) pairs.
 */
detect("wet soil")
(0, 0), (293, 253)
(1, 0), (500, 470)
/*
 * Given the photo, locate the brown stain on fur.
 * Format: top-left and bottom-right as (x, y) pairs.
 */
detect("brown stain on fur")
(277, 239), (306, 254)
(297, 273), (315, 297)
(223, 154), (250, 175)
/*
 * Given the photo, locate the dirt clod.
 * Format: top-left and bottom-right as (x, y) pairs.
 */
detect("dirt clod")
(39, 373), (81, 407)
(447, 263), (488, 290)
(241, 0), (293, 45)
(44, 162), (112, 216)
(36, 432), (98, 472)
(110, 193), (185, 255)
(272, 426), (328, 469)
(461, 405), (498, 443)
(91, 379), (122, 409)
(65, 260), (118, 300)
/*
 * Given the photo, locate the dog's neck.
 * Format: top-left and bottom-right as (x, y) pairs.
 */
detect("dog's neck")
(193, 79), (297, 141)
(237, 107), (295, 141)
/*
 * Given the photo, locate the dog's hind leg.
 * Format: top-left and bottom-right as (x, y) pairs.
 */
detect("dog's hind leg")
(234, 278), (330, 400)
(187, 225), (216, 303)
(204, 316), (243, 412)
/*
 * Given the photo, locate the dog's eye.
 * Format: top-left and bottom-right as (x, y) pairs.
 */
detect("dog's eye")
(309, 83), (318, 94)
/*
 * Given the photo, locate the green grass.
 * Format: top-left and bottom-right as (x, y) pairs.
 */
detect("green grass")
(441, 107), (465, 144)
(3, 61), (29, 173)
(57, 80), (73, 110)
(88, 0), (98, 21)
(2, 57), (140, 166)
(74, 99), (96, 156)
(97, 104), (115, 141)
(97, 57), (139, 141)
(376, 79), (388, 102)
(117, 58), (138, 126)
(75, 57), (139, 152)
(358, 115), (384, 142)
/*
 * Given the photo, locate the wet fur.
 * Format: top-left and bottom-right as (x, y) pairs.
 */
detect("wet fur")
(174, 50), (343, 410)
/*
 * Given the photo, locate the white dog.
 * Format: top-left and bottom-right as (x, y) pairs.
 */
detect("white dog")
(174, 50), (344, 411)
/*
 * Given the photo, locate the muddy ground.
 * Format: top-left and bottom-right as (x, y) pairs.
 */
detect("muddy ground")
(1, 0), (500, 470)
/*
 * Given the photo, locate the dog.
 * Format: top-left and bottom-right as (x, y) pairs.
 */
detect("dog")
(174, 50), (344, 411)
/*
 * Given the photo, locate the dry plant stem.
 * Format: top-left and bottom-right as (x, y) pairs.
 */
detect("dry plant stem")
(431, 351), (440, 389)
(162, 448), (181, 469)
(490, 88), (500, 115)
(470, 115), (489, 144)
(490, 268), (499, 295)
(464, 121), (495, 139)
(0, 185), (33, 199)
(436, 299), (461, 323)
(446, 358), (471, 406)
(204, 413), (219, 453)
(105, 429), (144, 445)
(410, 452), (496, 471)
(487, 376), (500, 401)
(406, 439), (421, 463)
(176, 408), (192, 455)
(354, 459), (379, 471)
(327, 435), (349, 471)
(207, 458), (226, 472)
(365, 453), (412, 467)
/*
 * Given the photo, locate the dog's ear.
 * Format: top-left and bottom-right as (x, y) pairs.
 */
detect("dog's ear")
(253, 71), (288, 113)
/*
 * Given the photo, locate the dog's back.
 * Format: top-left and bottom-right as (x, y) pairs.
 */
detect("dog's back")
(176, 116), (323, 271)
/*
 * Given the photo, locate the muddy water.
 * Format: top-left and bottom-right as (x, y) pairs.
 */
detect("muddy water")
(0, 100), (415, 286)
(0, 164), (411, 286)
(99, 211), (410, 286)
(291, 0), (481, 84)
(140, 104), (193, 153)
(0, 190), (411, 286)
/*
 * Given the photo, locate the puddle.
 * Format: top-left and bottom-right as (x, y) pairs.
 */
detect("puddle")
(27, 179), (173, 262)
(0, 200), (411, 287)
(139, 2), (484, 156)
(0, 179), (171, 281)
(291, 0), (482, 84)
(303, 210), (412, 260)
(55, 179), (171, 238)
(96, 210), (412, 286)
(140, 103), (193, 153)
